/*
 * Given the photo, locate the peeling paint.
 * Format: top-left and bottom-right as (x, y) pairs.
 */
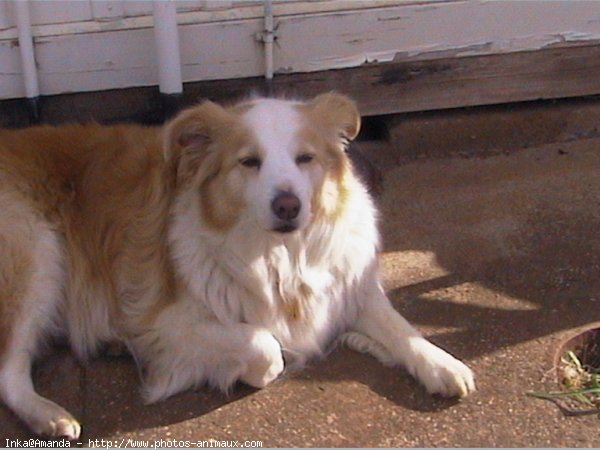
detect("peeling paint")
(552, 31), (600, 43)
(392, 43), (494, 62)
(273, 1), (600, 75)
(376, 15), (407, 22)
(347, 38), (377, 46)
(310, 49), (400, 71)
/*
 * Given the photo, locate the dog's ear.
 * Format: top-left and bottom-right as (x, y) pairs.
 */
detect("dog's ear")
(162, 101), (232, 184)
(307, 92), (361, 142)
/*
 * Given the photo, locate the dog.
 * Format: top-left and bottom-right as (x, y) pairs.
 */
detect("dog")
(0, 93), (475, 439)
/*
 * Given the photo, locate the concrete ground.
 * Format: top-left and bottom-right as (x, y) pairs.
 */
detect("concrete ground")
(2, 99), (600, 447)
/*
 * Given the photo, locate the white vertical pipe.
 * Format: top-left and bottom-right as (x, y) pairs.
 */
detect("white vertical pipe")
(263, 0), (274, 81)
(153, 1), (183, 95)
(14, 0), (39, 99)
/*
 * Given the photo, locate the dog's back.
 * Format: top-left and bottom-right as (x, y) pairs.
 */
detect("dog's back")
(0, 124), (173, 437)
(0, 124), (164, 215)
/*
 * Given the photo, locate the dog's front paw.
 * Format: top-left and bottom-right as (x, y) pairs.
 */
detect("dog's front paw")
(45, 417), (82, 440)
(240, 331), (284, 388)
(27, 400), (81, 440)
(408, 339), (475, 398)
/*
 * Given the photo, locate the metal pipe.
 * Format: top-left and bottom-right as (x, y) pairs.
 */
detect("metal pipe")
(14, 0), (40, 122)
(263, 0), (274, 82)
(153, 0), (183, 117)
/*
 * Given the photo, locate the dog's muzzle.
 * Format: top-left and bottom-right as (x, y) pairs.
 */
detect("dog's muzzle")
(271, 191), (301, 233)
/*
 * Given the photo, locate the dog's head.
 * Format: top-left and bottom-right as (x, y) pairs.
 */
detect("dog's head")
(163, 93), (360, 234)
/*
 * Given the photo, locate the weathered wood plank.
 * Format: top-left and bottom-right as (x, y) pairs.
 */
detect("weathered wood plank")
(184, 43), (600, 116)
(3, 43), (600, 127)
(261, 43), (600, 116)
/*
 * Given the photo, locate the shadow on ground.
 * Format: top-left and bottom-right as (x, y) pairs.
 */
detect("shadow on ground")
(377, 140), (600, 361)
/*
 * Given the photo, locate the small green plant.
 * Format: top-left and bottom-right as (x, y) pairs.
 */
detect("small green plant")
(527, 348), (600, 416)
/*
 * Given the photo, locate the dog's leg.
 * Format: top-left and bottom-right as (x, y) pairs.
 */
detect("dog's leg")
(352, 281), (475, 398)
(0, 348), (81, 439)
(137, 302), (285, 403)
(0, 220), (80, 439)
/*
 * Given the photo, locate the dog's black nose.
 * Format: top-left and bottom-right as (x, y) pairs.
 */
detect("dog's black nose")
(271, 192), (301, 221)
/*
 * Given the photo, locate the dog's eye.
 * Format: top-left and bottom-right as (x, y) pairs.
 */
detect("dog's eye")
(239, 156), (262, 169)
(296, 153), (315, 165)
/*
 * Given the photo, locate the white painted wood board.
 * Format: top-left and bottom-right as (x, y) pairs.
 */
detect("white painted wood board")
(2, 0), (600, 100)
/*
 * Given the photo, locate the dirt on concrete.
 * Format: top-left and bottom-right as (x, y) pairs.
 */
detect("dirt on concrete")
(2, 100), (600, 447)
